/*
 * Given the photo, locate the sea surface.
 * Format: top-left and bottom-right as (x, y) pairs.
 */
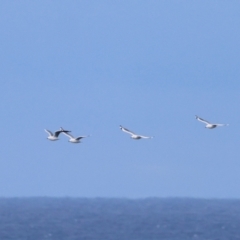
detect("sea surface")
(0, 198), (239, 240)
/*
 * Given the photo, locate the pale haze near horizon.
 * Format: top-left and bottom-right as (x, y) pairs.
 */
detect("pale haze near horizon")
(0, 1), (239, 198)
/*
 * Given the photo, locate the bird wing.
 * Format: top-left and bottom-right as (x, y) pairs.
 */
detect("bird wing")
(60, 127), (71, 132)
(215, 123), (229, 127)
(195, 115), (210, 124)
(119, 125), (135, 135)
(76, 136), (89, 140)
(44, 129), (53, 136)
(54, 130), (64, 137)
(139, 135), (153, 139)
(62, 132), (74, 139)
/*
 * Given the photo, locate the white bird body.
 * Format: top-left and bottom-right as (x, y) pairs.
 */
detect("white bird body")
(44, 128), (70, 141)
(62, 132), (90, 143)
(119, 125), (153, 140)
(195, 115), (229, 129)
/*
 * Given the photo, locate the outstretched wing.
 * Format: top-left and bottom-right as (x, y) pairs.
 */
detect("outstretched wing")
(60, 127), (71, 132)
(56, 127), (71, 137)
(76, 135), (90, 140)
(139, 135), (153, 139)
(44, 129), (53, 136)
(62, 132), (74, 139)
(54, 130), (64, 137)
(119, 125), (135, 135)
(195, 115), (210, 124)
(215, 123), (229, 127)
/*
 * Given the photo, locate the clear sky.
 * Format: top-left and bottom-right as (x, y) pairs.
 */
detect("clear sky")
(0, 1), (239, 198)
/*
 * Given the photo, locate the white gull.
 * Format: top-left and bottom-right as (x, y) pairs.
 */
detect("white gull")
(119, 125), (153, 140)
(195, 115), (229, 129)
(44, 128), (70, 141)
(62, 131), (90, 143)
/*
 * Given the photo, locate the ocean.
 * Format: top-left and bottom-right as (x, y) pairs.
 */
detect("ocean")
(0, 198), (239, 240)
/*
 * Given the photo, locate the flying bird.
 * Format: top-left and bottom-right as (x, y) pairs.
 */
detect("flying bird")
(119, 125), (153, 140)
(62, 131), (90, 143)
(44, 128), (71, 141)
(195, 115), (229, 129)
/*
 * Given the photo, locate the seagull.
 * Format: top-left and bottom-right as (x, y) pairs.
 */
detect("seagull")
(44, 127), (71, 141)
(195, 115), (229, 129)
(119, 125), (153, 140)
(62, 131), (90, 143)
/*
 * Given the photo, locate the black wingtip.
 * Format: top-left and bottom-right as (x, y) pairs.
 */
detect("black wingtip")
(60, 127), (71, 133)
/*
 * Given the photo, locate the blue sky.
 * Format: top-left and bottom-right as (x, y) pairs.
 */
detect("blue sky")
(0, 1), (240, 198)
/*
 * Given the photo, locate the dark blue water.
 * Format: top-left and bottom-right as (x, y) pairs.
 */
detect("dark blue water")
(0, 198), (239, 240)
